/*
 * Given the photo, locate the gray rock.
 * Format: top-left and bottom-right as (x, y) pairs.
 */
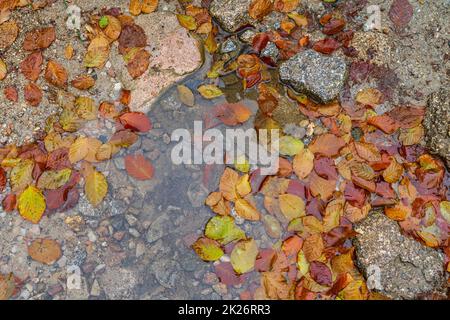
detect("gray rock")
(424, 89), (450, 168)
(279, 50), (347, 104)
(354, 212), (446, 300)
(221, 38), (238, 53)
(210, 0), (252, 33)
(260, 42), (279, 63)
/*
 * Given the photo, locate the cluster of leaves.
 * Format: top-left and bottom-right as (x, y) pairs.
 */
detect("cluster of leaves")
(190, 2), (449, 300)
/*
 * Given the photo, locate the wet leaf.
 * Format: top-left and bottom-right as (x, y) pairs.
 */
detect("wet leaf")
(351, 161), (376, 181)
(249, 0), (273, 20)
(389, 0), (413, 29)
(261, 271), (292, 300)
(118, 24), (147, 50)
(297, 251), (310, 276)
(10, 159), (34, 192)
(355, 88), (383, 107)
(198, 84), (223, 99)
(382, 157), (403, 183)
(64, 44), (74, 60)
(37, 168), (72, 190)
(127, 48), (150, 79)
(44, 60), (68, 88)
(71, 74), (95, 90)
(274, 0), (299, 13)
(192, 237), (224, 261)
(279, 194), (305, 221)
(302, 233), (323, 262)
(205, 215), (245, 245)
(279, 135), (304, 156)
(231, 238), (258, 274)
(177, 14), (197, 31)
(119, 112), (152, 133)
(219, 167), (239, 201)
(20, 52), (43, 81)
(235, 198), (260, 221)
(399, 125), (424, 146)
(309, 171), (335, 201)
(0, 20), (18, 50)
(354, 141), (381, 162)
(23, 26), (55, 51)
(177, 85), (195, 107)
(124, 154), (154, 181)
(104, 15), (122, 41)
(322, 18), (346, 35)
(214, 103), (252, 126)
(84, 169), (108, 207)
(24, 82), (42, 107)
(69, 137), (89, 164)
(293, 148), (314, 179)
(215, 262), (246, 286)
(313, 38), (340, 54)
(367, 115), (399, 134)
(308, 133), (345, 157)
(3, 85), (18, 102)
(18, 185), (46, 224)
(28, 238), (62, 265)
(310, 261), (332, 287)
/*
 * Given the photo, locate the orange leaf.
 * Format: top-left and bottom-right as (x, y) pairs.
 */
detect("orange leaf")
(119, 112), (152, 132)
(45, 60), (68, 88)
(303, 233), (324, 262)
(249, 0), (273, 20)
(23, 26), (55, 51)
(308, 133), (345, 157)
(28, 238), (62, 265)
(354, 141), (381, 162)
(309, 171), (335, 201)
(367, 115), (399, 134)
(124, 154), (154, 180)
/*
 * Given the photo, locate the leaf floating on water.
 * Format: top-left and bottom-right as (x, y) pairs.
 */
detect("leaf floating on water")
(192, 237), (224, 261)
(198, 84), (223, 99)
(124, 154), (154, 181)
(84, 170), (108, 207)
(18, 186), (46, 224)
(177, 85), (195, 107)
(205, 215), (246, 245)
(28, 238), (62, 265)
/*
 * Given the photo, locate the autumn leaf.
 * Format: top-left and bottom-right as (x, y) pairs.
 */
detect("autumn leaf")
(84, 169), (108, 207)
(192, 237), (224, 261)
(0, 167), (5, 192)
(28, 238), (62, 265)
(355, 88), (383, 107)
(45, 60), (68, 88)
(293, 148), (314, 179)
(313, 38), (340, 54)
(274, 0), (299, 13)
(177, 85), (195, 107)
(310, 261), (332, 287)
(231, 239), (258, 274)
(279, 135), (304, 156)
(198, 84), (223, 99)
(71, 74), (95, 90)
(279, 194), (305, 221)
(37, 168), (72, 190)
(124, 154), (154, 181)
(219, 167), (239, 201)
(142, 0), (158, 13)
(399, 125), (424, 146)
(215, 262), (246, 286)
(205, 215), (245, 245)
(127, 48), (150, 79)
(0, 20), (18, 50)
(20, 52), (43, 81)
(261, 271), (292, 299)
(84, 35), (110, 68)
(10, 159), (34, 192)
(3, 86), (18, 102)
(385, 203), (410, 221)
(235, 198), (260, 221)
(23, 26), (55, 51)
(0, 273), (15, 300)
(308, 133), (345, 157)
(249, 0), (273, 20)
(177, 14), (197, 31)
(119, 112), (152, 132)
(354, 141), (381, 162)
(24, 82), (42, 107)
(129, 0), (142, 16)
(302, 233), (324, 262)
(322, 18), (346, 36)
(367, 115), (399, 134)
(382, 157), (403, 183)
(18, 185), (46, 224)
(69, 137), (89, 164)
(309, 171), (336, 201)
(214, 103), (252, 126)
(0, 58), (6, 80)
(389, 0), (413, 29)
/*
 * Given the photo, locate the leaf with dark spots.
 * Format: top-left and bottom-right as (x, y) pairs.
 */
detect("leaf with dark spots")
(309, 261), (332, 286)
(214, 262), (247, 286)
(389, 0), (413, 29)
(46, 148), (71, 170)
(312, 38), (340, 54)
(322, 18), (346, 35)
(127, 49), (150, 79)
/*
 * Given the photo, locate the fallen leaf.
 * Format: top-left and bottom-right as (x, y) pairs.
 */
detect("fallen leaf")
(308, 133), (345, 157)
(302, 233), (324, 262)
(293, 148), (314, 179)
(84, 169), (108, 207)
(382, 157), (403, 183)
(71, 74), (95, 90)
(177, 85), (195, 107)
(385, 203), (410, 221)
(18, 185), (46, 224)
(37, 168), (72, 190)
(399, 125), (424, 146)
(389, 0), (413, 29)
(177, 14), (197, 30)
(367, 115), (399, 134)
(192, 237), (224, 261)
(3, 86), (18, 102)
(354, 141), (381, 162)
(279, 194), (305, 221)
(231, 238), (258, 274)
(249, 0), (273, 20)
(198, 84), (223, 99)
(0, 273), (15, 300)
(24, 82), (42, 106)
(355, 88), (383, 107)
(313, 38), (340, 54)
(10, 159), (34, 192)
(214, 103), (252, 126)
(84, 35), (110, 68)
(309, 171), (335, 201)
(142, 0), (158, 13)
(310, 261), (332, 286)
(129, 0), (142, 16)
(0, 58), (7, 80)
(279, 135), (304, 156)
(322, 18), (346, 35)
(44, 60), (68, 88)
(23, 26), (55, 51)
(0, 20), (18, 50)
(219, 167), (239, 201)
(235, 198), (261, 221)
(274, 0), (299, 13)
(118, 112), (152, 132)
(205, 215), (245, 245)
(127, 48), (150, 79)
(28, 238), (61, 265)
(20, 52), (43, 81)
(124, 154), (154, 180)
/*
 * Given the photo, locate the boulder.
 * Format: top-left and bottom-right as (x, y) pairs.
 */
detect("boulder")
(209, 0), (253, 33)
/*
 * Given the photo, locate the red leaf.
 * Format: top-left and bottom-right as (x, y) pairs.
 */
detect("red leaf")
(312, 38), (340, 54)
(309, 261), (332, 286)
(213, 103), (252, 126)
(118, 112), (152, 132)
(255, 248), (277, 272)
(322, 18), (346, 35)
(367, 115), (399, 134)
(2, 194), (16, 212)
(124, 154), (154, 180)
(23, 27), (56, 51)
(252, 33), (270, 53)
(20, 52), (43, 81)
(24, 82), (42, 106)
(0, 167), (6, 192)
(4, 86), (18, 102)
(389, 0), (413, 29)
(344, 181), (366, 208)
(46, 148), (71, 170)
(314, 157), (338, 180)
(375, 181), (395, 198)
(215, 262), (246, 286)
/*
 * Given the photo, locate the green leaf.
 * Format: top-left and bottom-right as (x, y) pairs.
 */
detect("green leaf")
(99, 16), (109, 29)
(192, 237), (224, 261)
(279, 135), (304, 156)
(205, 216), (245, 245)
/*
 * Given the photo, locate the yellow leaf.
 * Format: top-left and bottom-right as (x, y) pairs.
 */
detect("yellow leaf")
(399, 125), (424, 146)
(142, 0), (158, 13)
(10, 159), (34, 192)
(37, 168), (72, 190)
(75, 96), (97, 120)
(279, 194), (305, 221)
(279, 135), (304, 156)
(18, 186), (46, 224)
(235, 198), (260, 221)
(219, 167), (239, 201)
(323, 198), (344, 232)
(385, 203), (411, 221)
(129, 0), (142, 16)
(204, 31), (217, 53)
(83, 35), (110, 68)
(230, 238), (258, 274)
(303, 233), (323, 262)
(236, 174), (252, 198)
(0, 273), (15, 300)
(69, 136), (89, 164)
(293, 148), (314, 179)
(355, 88), (383, 107)
(104, 16), (122, 41)
(287, 12), (308, 27)
(177, 85), (195, 107)
(177, 14), (197, 31)
(297, 250), (310, 276)
(382, 157), (403, 183)
(85, 170), (108, 207)
(198, 84), (223, 99)
(0, 58), (7, 80)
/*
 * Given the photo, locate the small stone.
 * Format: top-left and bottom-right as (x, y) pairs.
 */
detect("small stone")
(279, 50), (347, 104)
(129, 228), (140, 238)
(203, 272), (219, 285)
(260, 42), (279, 63)
(212, 283), (228, 296)
(210, 0), (253, 33)
(221, 39), (238, 53)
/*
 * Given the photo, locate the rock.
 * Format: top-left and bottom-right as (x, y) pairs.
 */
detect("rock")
(424, 89), (450, 168)
(210, 0), (252, 33)
(126, 12), (203, 112)
(353, 212), (446, 300)
(279, 50), (347, 104)
(260, 42), (279, 63)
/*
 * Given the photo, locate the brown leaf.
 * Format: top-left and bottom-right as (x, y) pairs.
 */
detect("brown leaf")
(20, 52), (43, 81)
(367, 115), (399, 134)
(0, 58), (6, 80)
(274, 0), (299, 13)
(127, 48), (150, 79)
(303, 233), (324, 262)
(249, 0), (273, 20)
(213, 103), (252, 126)
(124, 154), (154, 180)
(313, 38), (340, 54)
(45, 60), (68, 88)
(0, 20), (18, 50)
(322, 18), (346, 36)
(3, 85), (18, 102)
(118, 112), (152, 132)
(24, 82), (42, 106)
(71, 74), (95, 90)
(118, 24), (147, 51)
(28, 238), (62, 265)
(23, 26), (56, 51)
(354, 141), (381, 162)
(309, 171), (336, 201)
(142, 0), (158, 13)
(389, 0), (413, 29)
